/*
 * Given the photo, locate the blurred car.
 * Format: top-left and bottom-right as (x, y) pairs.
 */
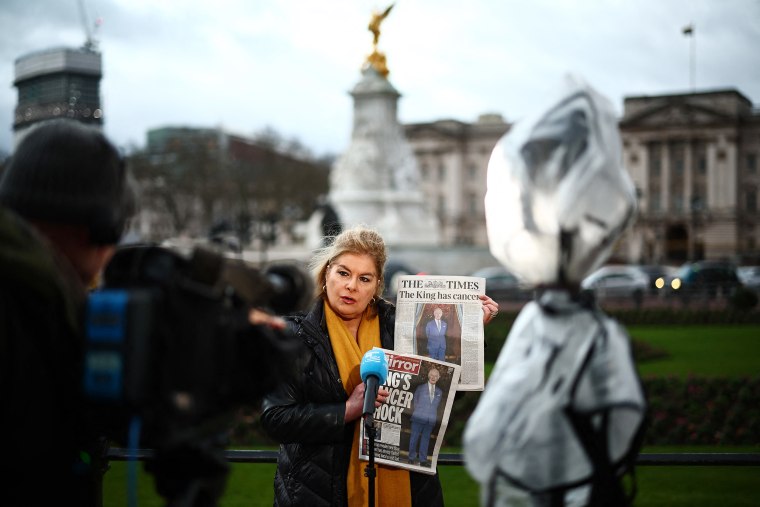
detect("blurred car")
(635, 264), (679, 295)
(581, 265), (649, 306)
(667, 260), (743, 300)
(471, 266), (533, 302)
(738, 266), (760, 293)
(384, 259), (419, 299)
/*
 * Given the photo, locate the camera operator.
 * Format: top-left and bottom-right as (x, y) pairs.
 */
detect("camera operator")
(0, 120), (135, 506)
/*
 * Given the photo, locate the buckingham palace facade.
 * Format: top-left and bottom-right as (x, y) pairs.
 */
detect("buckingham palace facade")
(619, 89), (760, 265)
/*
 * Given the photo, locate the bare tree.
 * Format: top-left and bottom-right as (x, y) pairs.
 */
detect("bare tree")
(128, 127), (331, 245)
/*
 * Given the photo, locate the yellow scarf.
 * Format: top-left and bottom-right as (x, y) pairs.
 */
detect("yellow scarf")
(324, 301), (412, 507)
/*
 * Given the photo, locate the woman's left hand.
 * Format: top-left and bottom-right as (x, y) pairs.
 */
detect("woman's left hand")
(480, 295), (500, 325)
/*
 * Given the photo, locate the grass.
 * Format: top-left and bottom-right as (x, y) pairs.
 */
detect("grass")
(486, 323), (760, 380)
(629, 324), (760, 378)
(104, 458), (760, 507)
(634, 467), (760, 506)
(102, 462), (277, 507)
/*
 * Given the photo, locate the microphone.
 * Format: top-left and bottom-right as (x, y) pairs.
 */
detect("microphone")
(360, 349), (389, 418)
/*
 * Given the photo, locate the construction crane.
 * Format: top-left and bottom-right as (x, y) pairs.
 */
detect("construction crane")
(77, 0), (101, 51)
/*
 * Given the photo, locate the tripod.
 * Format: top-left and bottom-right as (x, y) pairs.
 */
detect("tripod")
(363, 415), (378, 507)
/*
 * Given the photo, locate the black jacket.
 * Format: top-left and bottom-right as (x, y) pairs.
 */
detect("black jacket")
(261, 298), (444, 506)
(0, 207), (104, 507)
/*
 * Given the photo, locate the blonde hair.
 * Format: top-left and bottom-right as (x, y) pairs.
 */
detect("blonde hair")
(311, 226), (387, 307)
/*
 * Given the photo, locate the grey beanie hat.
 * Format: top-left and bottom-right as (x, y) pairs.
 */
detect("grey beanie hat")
(0, 119), (135, 244)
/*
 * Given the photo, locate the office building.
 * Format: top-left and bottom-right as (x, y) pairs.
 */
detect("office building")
(13, 46), (103, 145)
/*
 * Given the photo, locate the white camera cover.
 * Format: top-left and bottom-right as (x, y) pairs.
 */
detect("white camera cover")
(485, 75), (637, 286)
(463, 291), (646, 504)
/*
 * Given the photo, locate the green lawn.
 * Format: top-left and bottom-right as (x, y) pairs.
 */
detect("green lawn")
(103, 458), (760, 507)
(487, 324), (760, 383)
(630, 324), (760, 378)
(635, 466), (760, 507)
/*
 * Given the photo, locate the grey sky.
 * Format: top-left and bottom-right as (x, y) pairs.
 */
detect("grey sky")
(1, 0), (758, 157)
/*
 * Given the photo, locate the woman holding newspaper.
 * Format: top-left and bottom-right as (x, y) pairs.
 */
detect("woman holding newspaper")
(261, 226), (499, 506)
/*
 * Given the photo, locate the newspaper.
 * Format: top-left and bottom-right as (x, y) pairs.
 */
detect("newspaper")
(392, 275), (486, 391)
(359, 349), (461, 475)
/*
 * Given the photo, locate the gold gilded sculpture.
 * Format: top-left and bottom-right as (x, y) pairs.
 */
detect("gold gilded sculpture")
(364, 3), (394, 78)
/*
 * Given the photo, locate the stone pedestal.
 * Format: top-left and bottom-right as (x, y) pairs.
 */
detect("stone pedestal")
(328, 66), (440, 247)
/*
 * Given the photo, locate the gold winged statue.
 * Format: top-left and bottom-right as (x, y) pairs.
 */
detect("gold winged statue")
(368, 3), (394, 47)
(365, 3), (394, 78)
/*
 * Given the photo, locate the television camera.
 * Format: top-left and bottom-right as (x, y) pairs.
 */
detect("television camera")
(83, 243), (312, 504)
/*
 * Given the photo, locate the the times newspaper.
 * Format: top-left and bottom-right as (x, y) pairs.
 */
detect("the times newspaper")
(359, 349), (461, 475)
(392, 275), (486, 391)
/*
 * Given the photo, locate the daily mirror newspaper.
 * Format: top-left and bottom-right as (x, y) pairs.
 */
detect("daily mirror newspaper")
(392, 275), (486, 391)
(359, 349), (461, 475)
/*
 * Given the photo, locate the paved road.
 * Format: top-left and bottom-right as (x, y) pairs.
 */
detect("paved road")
(493, 293), (733, 313)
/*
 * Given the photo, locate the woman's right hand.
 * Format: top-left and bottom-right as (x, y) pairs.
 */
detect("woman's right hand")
(345, 384), (390, 423)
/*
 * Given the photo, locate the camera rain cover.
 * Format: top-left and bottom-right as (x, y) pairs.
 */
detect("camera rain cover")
(465, 77), (646, 506)
(463, 291), (646, 505)
(484, 75), (637, 286)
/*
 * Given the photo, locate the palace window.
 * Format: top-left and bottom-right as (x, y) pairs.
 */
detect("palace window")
(649, 191), (661, 212)
(468, 193), (478, 215)
(672, 196), (684, 213)
(671, 142), (685, 176)
(697, 156), (707, 174)
(691, 194), (705, 212)
(747, 190), (758, 213)
(648, 143), (661, 177)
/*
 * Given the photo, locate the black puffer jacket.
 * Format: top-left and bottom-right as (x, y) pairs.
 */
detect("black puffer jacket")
(261, 298), (444, 507)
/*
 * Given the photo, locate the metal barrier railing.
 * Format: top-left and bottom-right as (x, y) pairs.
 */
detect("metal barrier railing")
(106, 448), (760, 466)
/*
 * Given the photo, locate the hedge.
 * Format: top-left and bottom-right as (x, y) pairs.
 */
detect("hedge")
(443, 376), (760, 447)
(642, 376), (760, 446)
(230, 375), (760, 448)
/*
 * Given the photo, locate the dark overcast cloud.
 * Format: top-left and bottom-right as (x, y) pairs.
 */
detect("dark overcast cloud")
(1, 0), (758, 157)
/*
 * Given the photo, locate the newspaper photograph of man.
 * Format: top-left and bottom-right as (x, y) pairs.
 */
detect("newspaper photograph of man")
(414, 303), (462, 365)
(402, 364), (456, 468)
(407, 368), (443, 467)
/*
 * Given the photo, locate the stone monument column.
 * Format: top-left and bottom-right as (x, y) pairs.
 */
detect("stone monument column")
(328, 5), (440, 247)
